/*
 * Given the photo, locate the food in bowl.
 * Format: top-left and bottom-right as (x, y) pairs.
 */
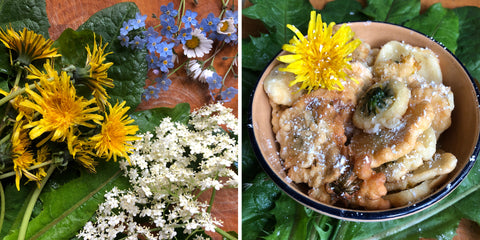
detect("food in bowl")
(263, 24), (457, 209)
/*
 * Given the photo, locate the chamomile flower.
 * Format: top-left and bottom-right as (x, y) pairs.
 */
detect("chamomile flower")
(182, 29), (213, 58)
(20, 70), (103, 145)
(277, 11), (361, 92)
(90, 101), (140, 163)
(0, 26), (60, 66)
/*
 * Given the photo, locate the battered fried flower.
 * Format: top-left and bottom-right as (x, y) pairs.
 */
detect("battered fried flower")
(90, 101), (140, 163)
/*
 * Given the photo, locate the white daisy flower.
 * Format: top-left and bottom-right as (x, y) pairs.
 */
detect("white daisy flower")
(186, 60), (203, 80)
(198, 68), (214, 83)
(216, 18), (236, 35)
(182, 29), (213, 58)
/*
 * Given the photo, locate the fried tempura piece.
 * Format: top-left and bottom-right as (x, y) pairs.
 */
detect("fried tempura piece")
(350, 101), (435, 168)
(386, 151), (457, 192)
(410, 85), (454, 138)
(384, 174), (448, 207)
(381, 127), (437, 182)
(264, 63), (304, 106)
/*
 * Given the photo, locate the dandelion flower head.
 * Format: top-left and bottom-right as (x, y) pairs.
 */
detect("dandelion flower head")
(91, 101), (140, 163)
(277, 11), (361, 92)
(0, 26), (60, 66)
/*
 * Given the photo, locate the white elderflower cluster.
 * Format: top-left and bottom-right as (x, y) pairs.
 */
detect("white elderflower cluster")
(77, 103), (238, 240)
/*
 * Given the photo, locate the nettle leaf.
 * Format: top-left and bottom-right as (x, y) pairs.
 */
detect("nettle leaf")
(242, 33), (282, 72)
(131, 103), (191, 133)
(319, 0), (368, 23)
(454, 6), (480, 80)
(3, 161), (130, 240)
(77, 2), (148, 111)
(0, 0), (50, 37)
(242, 172), (281, 240)
(362, 0), (420, 25)
(243, 0), (312, 45)
(405, 3), (459, 53)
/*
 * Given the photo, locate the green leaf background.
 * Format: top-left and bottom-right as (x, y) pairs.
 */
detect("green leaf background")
(243, 0), (480, 239)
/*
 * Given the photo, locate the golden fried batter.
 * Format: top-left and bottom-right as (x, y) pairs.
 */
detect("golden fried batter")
(350, 101), (435, 169)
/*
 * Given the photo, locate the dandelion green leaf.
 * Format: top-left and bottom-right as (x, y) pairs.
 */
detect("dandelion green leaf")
(3, 161), (130, 240)
(405, 3), (459, 53)
(453, 6), (480, 81)
(0, 0), (50, 37)
(131, 103), (191, 134)
(78, 2), (148, 111)
(362, 0), (420, 25)
(0, 184), (32, 238)
(242, 33), (282, 71)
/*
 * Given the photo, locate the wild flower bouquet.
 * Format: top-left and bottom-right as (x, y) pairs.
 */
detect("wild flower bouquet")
(0, 1), (238, 239)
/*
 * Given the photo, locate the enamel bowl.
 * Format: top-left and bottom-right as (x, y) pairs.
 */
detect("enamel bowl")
(248, 22), (480, 221)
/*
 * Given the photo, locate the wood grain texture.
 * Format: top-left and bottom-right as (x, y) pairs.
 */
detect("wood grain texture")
(45, 0), (238, 239)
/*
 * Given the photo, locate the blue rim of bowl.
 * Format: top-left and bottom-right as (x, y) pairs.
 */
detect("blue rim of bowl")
(247, 21), (480, 221)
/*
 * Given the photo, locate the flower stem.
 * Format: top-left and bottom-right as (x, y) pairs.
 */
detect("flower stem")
(0, 182), (5, 234)
(17, 163), (56, 240)
(207, 188), (216, 213)
(215, 227), (237, 240)
(13, 69), (23, 88)
(0, 84), (35, 107)
(0, 161), (53, 180)
(167, 60), (186, 77)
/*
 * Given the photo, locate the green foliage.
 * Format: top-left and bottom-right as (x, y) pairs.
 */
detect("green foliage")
(454, 7), (480, 81)
(362, 0), (421, 25)
(1, 161), (130, 239)
(242, 172), (281, 239)
(131, 103), (191, 133)
(319, 0), (368, 23)
(77, 2), (148, 111)
(405, 3), (459, 53)
(242, 0), (312, 72)
(0, 0), (50, 37)
(53, 29), (95, 67)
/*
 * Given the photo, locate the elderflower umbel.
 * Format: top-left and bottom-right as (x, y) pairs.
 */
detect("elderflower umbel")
(78, 103), (238, 240)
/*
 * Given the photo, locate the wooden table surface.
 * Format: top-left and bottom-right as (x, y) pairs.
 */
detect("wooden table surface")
(243, 0), (480, 239)
(45, 0), (238, 239)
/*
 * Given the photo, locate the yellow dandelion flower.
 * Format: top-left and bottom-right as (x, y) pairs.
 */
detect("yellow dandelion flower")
(277, 11), (361, 92)
(0, 26), (60, 66)
(26, 60), (58, 82)
(90, 101), (140, 163)
(81, 35), (114, 109)
(11, 120), (37, 190)
(20, 70), (103, 145)
(28, 146), (50, 188)
(67, 132), (97, 172)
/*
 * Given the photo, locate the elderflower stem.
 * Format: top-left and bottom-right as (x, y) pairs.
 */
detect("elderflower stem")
(206, 188), (216, 213)
(215, 227), (237, 240)
(17, 163), (56, 240)
(0, 182), (5, 234)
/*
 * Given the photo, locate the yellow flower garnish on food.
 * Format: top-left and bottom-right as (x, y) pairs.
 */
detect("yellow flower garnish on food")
(90, 101), (140, 163)
(277, 11), (361, 92)
(0, 26), (60, 66)
(20, 68), (103, 146)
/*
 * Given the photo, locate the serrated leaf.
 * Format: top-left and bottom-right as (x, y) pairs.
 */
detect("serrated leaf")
(3, 161), (130, 240)
(78, 2), (148, 111)
(243, 0), (312, 45)
(362, 0), (420, 25)
(319, 0), (368, 23)
(0, 0), (50, 37)
(453, 6), (480, 81)
(242, 172), (281, 239)
(53, 28), (95, 67)
(242, 33), (282, 72)
(404, 3), (459, 53)
(131, 103), (191, 133)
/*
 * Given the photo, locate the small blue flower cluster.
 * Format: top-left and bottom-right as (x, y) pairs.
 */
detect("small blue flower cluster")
(117, 2), (238, 103)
